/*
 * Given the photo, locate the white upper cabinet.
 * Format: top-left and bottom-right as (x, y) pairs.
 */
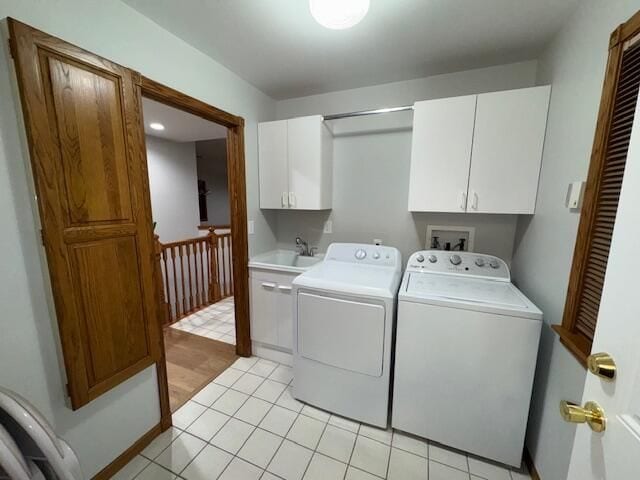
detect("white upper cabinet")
(408, 95), (476, 212)
(408, 86), (550, 214)
(259, 115), (332, 210)
(468, 86), (551, 214)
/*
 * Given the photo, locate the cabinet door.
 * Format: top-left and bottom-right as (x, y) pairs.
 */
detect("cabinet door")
(249, 276), (278, 345)
(468, 86), (550, 214)
(288, 115), (332, 210)
(258, 120), (289, 209)
(276, 283), (294, 350)
(408, 96), (476, 212)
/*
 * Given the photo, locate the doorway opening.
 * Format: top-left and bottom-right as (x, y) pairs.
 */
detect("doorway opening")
(139, 80), (251, 418)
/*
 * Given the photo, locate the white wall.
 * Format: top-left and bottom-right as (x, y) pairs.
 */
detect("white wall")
(146, 135), (200, 243)
(197, 139), (231, 226)
(274, 61), (538, 262)
(0, 1), (276, 476)
(510, 2), (640, 479)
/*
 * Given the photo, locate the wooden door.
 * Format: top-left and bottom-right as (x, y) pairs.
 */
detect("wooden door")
(467, 86), (550, 214)
(407, 96), (476, 213)
(288, 115), (330, 210)
(9, 19), (161, 409)
(258, 120), (289, 209)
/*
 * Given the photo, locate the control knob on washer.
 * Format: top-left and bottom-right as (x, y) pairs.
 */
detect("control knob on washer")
(489, 259), (500, 269)
(355, 249), (367, 260)
(416, 254), (425, 263)
(475, 257), (485, 267)
(428, 255), (438, 263)
(450, 254), (462, 265)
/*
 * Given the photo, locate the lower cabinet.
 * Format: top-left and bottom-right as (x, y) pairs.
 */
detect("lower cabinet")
(249, 269), (297, 351)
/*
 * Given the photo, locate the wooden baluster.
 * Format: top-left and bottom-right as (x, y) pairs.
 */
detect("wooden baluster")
(154, 235), (168, 326)
(194, 240), (201, 308)
(199, 238), (206, 307)
(208, 227), (220, 303)
(161, 246), (172, 323)
(186, 242), (194, 313)
(179, 244), (187, 316)
(170, 245), (180, 320)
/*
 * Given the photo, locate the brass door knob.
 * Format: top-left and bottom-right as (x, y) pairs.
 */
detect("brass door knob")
(560, 400), (606, 433)
(587, 352), (616, 380)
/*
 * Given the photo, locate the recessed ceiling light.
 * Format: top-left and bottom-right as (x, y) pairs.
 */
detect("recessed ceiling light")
(309, 0), (370, 30)
(149, 122), (165, 131)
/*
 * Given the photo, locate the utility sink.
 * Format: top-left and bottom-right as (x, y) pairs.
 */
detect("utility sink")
(249, 249), (323, 273)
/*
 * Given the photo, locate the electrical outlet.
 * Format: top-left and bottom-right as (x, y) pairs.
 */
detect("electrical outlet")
(323, 220), (333, 234)
(247, 220), (254, 235)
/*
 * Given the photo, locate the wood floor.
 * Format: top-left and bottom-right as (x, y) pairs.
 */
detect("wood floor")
(164, 327), (238, 412)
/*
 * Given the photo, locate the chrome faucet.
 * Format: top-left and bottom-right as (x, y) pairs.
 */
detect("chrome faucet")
(295, 237), (316, 257)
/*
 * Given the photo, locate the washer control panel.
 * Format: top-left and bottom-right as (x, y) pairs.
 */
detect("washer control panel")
(406, 250), (510, 280)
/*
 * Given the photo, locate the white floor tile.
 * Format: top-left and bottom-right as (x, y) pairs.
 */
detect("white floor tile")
(249, 358), (278, 377)
(259, 405), (298, 436)
(316, 424), (357, 463)
(232, 356), (260, 371)
(172, 401), (207, 430)
(303, 452), (347, 480)
(135, 462), (176, 480)
(211, 417), (255, 454)
(254, 379), (288, 403)
(350, 435), (391, 477)
(213, 367), (244, 387)
(267, 439), (313, 480)
(234, 396), (272, 425)
(140, 427), (181, 460)
(388, 447), (428, 480)
(191, 381), (227, 407)
(269, 364), (294, 384)
(429, 444), (469, 472)
(261, 473), (282, 480)
(301, 404), (331, 423)
(429, 460), (470, 480)
(155, 432), (206, 474)
(328, 414), (360, 433)
(232, 372), (265, 395)
(220, 334), (236, 345)
(238, 428), (283, 468)
(392, 431), (428, 458)
(219, 457), (263, 480)
(181, 444), (233, 480)
(275, 387), (304, 412)
(359, 424), (393, 445)
(468, 457), (511, 480)
(344, 467), (379, 480)
(287, 414), (326, 449)
(112, 455), (149, 480)
(211, 388), (249, 416)
(186, 408), (230, 441)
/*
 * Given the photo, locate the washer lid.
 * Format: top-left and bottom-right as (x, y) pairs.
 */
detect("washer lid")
(402, 272), (542, 320)
(293, 260), (401, 299)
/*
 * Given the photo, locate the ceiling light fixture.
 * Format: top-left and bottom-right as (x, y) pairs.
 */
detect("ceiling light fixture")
(309, 0), (370, 30)
(149, 122), (165, 131)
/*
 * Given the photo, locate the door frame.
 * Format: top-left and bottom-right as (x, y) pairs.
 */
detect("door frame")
(139, 78), (251, 428)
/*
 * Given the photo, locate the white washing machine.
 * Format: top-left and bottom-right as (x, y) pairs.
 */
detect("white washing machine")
(392, 250), (542, 467)
(292, 243), (401, 427)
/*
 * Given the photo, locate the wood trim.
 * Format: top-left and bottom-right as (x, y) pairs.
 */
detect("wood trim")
(91, 422), (162, 480)
(140, 77), (243, 128)
(557, 11), (640, 363)
(139, 78), (252, 427)
(523, 448), (541, 480)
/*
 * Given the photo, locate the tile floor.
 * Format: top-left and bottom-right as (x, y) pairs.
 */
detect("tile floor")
(170, 297), (236, 346)
(115, 356), (532, 480)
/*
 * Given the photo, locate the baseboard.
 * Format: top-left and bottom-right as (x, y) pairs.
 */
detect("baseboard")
(524, 447), (541, 480)
(252, 342), (293, 366)
(92, 422), (162, 480)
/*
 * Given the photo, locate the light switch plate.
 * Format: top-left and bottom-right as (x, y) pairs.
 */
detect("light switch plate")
(566, 181), (585, 210)
(323, 220), (333, 234)
(248, 220), (255, 235)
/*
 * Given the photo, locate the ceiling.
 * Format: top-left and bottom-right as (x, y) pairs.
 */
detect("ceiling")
(142, 97), (227, 142)
(124, 0), (580, 99)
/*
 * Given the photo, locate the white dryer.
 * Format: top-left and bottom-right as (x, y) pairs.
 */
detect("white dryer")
(292, 243), (401, 427)
(392, 251), (542, 467)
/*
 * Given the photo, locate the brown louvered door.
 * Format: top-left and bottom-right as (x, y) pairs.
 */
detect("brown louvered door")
(560, 33), (640, 360)
(9, 19), (161, 409)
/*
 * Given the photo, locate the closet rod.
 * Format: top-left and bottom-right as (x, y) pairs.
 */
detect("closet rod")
(323, 105), (413, 121)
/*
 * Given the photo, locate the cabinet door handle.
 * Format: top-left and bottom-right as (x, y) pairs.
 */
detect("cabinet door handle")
(277, 285), (292, 292)
(261, 282), (276, 289)
(460, 191), (467, 211)
(289, 192), (296, 207)
(472, 192), (479, 210)
(281, 192), (288, 208)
